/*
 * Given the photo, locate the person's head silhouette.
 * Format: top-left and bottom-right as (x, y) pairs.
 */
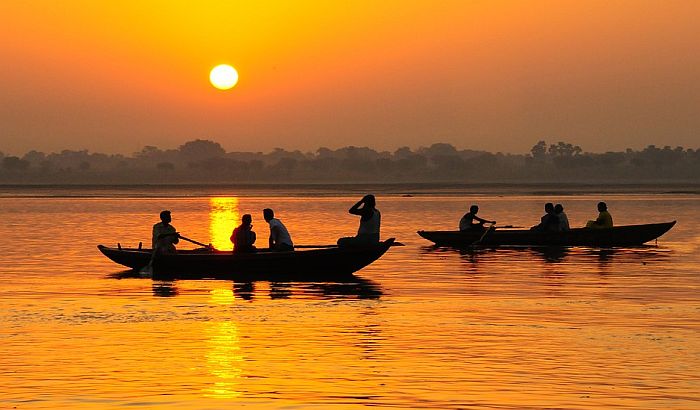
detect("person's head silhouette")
(160, 210), (171, 224)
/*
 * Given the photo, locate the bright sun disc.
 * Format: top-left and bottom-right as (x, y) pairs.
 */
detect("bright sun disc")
(210, 64), (238, 90)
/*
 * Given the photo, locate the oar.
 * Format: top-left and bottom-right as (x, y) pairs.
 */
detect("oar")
(295, 241), (405, 249)
(141, 234), (212, 275)
(178, 234), (215, 249)
(472, 223), (496, 246)
(141, 232), (180, 275)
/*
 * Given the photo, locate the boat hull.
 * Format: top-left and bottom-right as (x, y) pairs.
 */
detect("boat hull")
(417, 222), (675, 247)
(98, 239), (395, 279)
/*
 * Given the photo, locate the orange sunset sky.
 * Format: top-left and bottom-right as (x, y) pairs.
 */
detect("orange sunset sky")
(1, 0), (698, 155)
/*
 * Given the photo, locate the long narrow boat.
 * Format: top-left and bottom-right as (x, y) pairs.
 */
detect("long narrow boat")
(98, 238), (395, 279)
(417, 222), (675, 247)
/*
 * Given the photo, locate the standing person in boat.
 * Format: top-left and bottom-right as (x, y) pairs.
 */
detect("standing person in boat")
(230, 214), (256, 253)
(459, 205), (495, 232)
(152, 210), (179, 254)
(554, 204), (570, 231)
(586, 201), (613, 229)
(531, 203), (560, 232)
(263, 208), (294, 251)
(338, 194), (381, 247)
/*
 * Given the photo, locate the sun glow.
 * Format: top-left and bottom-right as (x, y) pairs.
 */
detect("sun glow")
(209, 64), (239, 90)
(209, 197), (239, 250)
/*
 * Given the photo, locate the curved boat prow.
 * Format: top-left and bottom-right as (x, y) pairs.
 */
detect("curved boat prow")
(98, 244), (151, 270)
(647, 220), (676, 243)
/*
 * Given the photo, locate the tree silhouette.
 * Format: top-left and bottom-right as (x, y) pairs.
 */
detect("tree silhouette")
(178, 139), (225, 161)
(530, 141), (547, 159)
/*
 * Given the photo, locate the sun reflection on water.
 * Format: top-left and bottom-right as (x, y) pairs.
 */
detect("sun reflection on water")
(204, 287), (243, 399)
(209, 197), (240, 251)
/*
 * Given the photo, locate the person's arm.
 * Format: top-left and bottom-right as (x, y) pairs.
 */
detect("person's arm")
(473, 215), (494, 224)
(250, 230), (256, 245)
(230, 228), (237, 244)
(157, 231), (178, 240)
(349, 197), (366, 215)
(152, 226), (158, 248)
(595, 213), (606, 225)
(269, 226), (277, 248)
(359, 206), (375, 221)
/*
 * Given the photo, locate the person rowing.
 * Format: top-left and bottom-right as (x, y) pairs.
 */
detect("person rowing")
(338, 194), (381, 247)
(459, 205), (495, 232)
(152, 210), (179, 254)
(586, 201), (613, 229)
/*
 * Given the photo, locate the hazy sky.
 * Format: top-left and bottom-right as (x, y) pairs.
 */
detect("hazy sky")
(1, 0), (698, 155)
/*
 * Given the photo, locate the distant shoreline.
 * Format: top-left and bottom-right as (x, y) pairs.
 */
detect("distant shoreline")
(1, 182), (699, 198)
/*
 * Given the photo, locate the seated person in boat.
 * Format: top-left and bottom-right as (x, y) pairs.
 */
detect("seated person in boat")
(263, 208), (294, 251)
(459, 205), (495, 232)
(554, 204), (570, 231)
(230, 214), (256, 253)
(152, 210), (179, 254)
(338, 194), (381, 247)
(531, 203), (560, 232)
(586, 202), (613, 229)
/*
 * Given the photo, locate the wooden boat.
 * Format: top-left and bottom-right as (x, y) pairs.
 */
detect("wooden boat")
(98, 238), (396, 279)
(417, 222), (676, 247)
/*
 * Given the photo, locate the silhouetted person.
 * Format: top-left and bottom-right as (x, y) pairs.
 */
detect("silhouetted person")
(586, 202), (613, 229)
(338, 194), (381, 247)
(263, 208), (294, 251)
(554, 204), (570, 231)
(531, 203), (560, 232)
(230, 214), (256, 253)
(459, 205), (495, 232)
(152, 210), (179, 253)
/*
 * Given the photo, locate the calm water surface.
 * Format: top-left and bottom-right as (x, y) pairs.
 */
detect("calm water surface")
(1, 189), (699, 409)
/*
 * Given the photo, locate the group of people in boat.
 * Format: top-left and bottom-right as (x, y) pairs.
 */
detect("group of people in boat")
(152, 195), (381, 254)
(530, 203), (571, 232)
(152, 196), (615, 253)
(459, 201), (613, 232)
(229, 208), (294, 253)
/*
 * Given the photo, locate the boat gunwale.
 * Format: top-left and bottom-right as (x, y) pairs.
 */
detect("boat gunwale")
(417, 221), (676, 247)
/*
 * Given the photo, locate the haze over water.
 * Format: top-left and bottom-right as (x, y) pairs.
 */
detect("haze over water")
(1, 186), (699, 409)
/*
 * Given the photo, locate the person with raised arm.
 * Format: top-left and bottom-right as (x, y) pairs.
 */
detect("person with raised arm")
(338, 194), (381, 247)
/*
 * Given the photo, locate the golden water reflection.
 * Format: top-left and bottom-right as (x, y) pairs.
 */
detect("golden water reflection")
(209, 197), (239, 251)
(3, 195), (698, 409)
(204, 287), (243, 399)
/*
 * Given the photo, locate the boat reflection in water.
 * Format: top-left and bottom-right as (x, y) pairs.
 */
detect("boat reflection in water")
(108, 270), (382, 300)
(528, 246), (570, 263)
(152, 281), (179, 297)
(423, 243), (672, 269)
(259, 277), (384, 300)
(235, 278), (383, 300)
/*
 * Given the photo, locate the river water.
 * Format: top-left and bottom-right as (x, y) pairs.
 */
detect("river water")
(1, 187), (698, 409)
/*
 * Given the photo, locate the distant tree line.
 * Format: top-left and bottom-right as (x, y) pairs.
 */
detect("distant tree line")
(1, 139), (698, 184)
